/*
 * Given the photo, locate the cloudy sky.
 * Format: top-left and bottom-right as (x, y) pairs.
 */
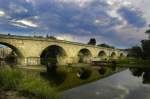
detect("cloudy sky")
(0, 0), (149, 48)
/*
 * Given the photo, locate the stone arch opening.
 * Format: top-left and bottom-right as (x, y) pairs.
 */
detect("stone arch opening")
(119, 53), (124, 58)
(40, 45), (67, 66)
(0, 42), (23, 66)
(127, 54), (130, 58)
(110, 52), (116, 59)
(98, 51), (107, 60)
(78, 48), (92, 63)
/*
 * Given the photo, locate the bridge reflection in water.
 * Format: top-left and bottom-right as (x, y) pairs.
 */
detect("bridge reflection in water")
(130, 67), (150, 84)
(40, 64), (120, 91)
(61, 67), (150, 99)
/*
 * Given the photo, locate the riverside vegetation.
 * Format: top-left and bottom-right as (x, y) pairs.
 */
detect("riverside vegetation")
(0, 66), (58, 99)
(0, 64), (121, 99)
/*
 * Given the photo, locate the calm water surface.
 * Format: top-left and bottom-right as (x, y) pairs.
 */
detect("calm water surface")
(61, 68), (150, 99)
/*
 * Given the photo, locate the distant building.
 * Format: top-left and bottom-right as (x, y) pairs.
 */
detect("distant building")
(0, 47), (12, 59)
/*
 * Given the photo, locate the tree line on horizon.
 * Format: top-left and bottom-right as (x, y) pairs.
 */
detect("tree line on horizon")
(87, 38), (115, 49)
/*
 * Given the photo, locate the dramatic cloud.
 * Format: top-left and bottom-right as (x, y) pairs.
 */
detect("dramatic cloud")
(0, 0), (149, 48)
(12, 19), (38, 28)
(56, 0), (93, 7)
(118, 7), (146, 28)
(9, 2), (28, 14)
(0, 10), (5, 17)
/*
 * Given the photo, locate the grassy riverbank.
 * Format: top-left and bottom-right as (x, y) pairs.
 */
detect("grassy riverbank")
(116, 59), (150, 67)
(0, 66), (58, 99)
(0, 64), (125, 99)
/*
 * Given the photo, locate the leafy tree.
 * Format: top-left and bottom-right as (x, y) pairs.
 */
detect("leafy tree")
(46, 34), (57, 40)
(129, 46), (143, 58)
(139, 25), (150, 58)
(48, 36), (57, 40)
(88, 38), (96, 45)
(145, 25), (150, 40)
(141, 40), (150, 59)
(129, 25), (150, 59)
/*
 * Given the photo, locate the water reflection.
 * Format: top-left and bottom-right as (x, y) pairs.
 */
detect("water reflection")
(75, 68), (92, 80)
(130, 68), (150, 84)
(61, 68), (150, 99)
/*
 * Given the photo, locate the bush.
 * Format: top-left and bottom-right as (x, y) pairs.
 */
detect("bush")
(0, 67), (58, 99)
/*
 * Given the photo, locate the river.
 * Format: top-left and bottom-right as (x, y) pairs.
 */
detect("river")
(61, 68), (150, 99)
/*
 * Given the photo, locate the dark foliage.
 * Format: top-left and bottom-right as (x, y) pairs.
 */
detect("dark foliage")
(46, 35), (57, 40)
(88, 38), (96, 45)
(97, 43), (114, 49)
(141, 40), (150, 58)
(128, 46), (143, 58)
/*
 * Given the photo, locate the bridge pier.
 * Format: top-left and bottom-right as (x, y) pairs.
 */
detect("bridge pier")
(19, 57), (79, 66)
(67, 57), (79, 64)
(70, 56), (92, 64)
(17, 57), (41, 66)
(26, 57), (41, 65)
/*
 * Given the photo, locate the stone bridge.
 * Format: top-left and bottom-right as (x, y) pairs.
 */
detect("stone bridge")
(0, 34), (127, 66)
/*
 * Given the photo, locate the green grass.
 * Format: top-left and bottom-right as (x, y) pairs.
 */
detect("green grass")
(0, 67), (23, 90)
(0, 66), (58, 99)
(116, 59), (150, 67)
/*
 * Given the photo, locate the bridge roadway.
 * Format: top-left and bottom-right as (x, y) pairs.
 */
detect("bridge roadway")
(0, 34), (127, 66)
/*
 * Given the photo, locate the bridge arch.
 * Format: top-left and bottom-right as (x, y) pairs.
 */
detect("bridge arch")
(0, 42), (23, 65)
(126, 54), (131, 58)
(78, 48), (92, 63)
(110, 52), (117, 59)
(40, 45), (67, 65)
(98, 50), (107, 60)
(119, 53), (125, 58)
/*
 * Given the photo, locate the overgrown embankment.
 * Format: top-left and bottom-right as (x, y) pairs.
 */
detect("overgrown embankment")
(0, 66), (58, 99)
(0, 63), (125, 99)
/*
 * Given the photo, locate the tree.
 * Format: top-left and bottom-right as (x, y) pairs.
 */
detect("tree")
(145, 25), (150, 40)
(88, 38), (96, 45)
(139, 25), (150, 58)
(141, 40), (150, 58)
(46, 35), (57, 40)
(128, 25), (150, 59)
(145, 30), (150, 40)
(97, 43), (114, 49)
(128, 46), (143, 58)
(48, 36), (57, 40)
